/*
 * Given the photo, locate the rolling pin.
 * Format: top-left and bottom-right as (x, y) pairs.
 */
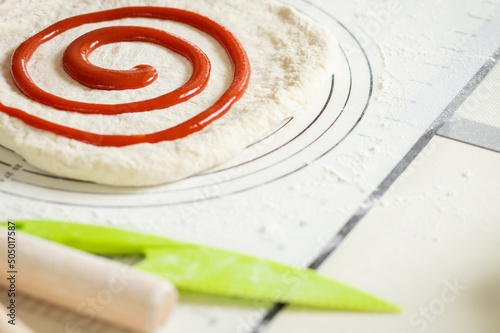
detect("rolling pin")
(0, 228), (177, 332)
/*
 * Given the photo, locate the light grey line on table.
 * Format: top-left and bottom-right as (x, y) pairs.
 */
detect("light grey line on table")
(439, 117), (500, 153)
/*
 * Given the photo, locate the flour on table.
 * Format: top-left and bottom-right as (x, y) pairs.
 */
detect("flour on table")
(0, 0), (339, 186)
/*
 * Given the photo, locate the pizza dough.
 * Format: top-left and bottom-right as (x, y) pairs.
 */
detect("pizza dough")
(0, 0), (339, 186)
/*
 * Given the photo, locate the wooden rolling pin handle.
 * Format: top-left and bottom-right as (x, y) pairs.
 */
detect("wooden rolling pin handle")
(0, 229), (177, 332)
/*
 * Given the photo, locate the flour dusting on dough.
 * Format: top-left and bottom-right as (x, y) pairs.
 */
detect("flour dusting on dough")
(0, 0), (339, 186)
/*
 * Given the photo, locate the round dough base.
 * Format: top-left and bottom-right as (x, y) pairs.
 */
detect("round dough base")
(0, 0), (339, 186)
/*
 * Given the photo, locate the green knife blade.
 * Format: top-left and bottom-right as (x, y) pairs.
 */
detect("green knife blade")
(5, 220), (400, 313)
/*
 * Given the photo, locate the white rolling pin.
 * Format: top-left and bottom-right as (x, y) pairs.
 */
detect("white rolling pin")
(0, 228), (177, 332)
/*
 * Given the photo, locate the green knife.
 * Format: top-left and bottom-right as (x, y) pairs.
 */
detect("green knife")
(3, 220), (400, 313)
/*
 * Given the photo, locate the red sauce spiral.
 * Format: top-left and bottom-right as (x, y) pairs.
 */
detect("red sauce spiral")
(0, 7), (251, 147)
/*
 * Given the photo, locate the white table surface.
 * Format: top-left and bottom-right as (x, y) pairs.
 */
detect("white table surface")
(0, 0), (499, 332)
(266, 135), (500, 333)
